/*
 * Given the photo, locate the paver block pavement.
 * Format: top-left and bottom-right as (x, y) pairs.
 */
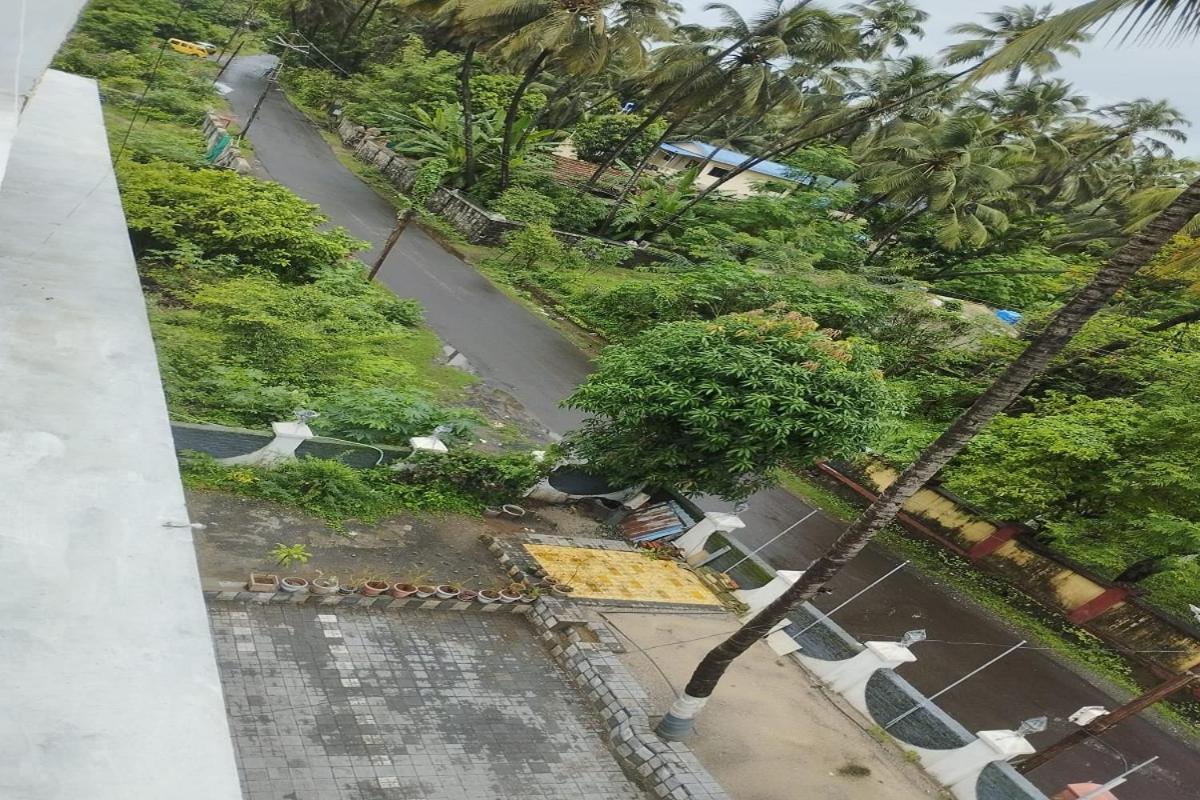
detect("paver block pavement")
(210, 603), (646, 799)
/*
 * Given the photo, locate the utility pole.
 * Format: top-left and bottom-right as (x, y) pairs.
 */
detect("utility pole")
(213, 41), (244, 81)
(217, 0), (258, 62)
(240, 35), (308, 137)
(1017, 670), (1198, 774)
(368, 209), (417, 280)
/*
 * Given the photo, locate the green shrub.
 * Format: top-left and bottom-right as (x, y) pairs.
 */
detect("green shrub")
(402, 449), (548, 506)
(314, 388), (477, 445)
(285, 67), (346, 112)
(571, 112), (668, 165)
(118, 160), (365, 281)
(492, 187), (557, 224)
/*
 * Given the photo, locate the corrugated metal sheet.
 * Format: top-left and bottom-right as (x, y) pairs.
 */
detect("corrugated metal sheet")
(619, 501), (689, 543)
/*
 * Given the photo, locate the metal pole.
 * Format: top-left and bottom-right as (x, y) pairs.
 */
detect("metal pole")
(723, 509), (818, 574)
(794, 560), (909, 636)
(1075, 757), (1159, 800)
(885, 640), (1027, 729)
(1017, 670), (1197, 773)
(239, 63), (276, 136)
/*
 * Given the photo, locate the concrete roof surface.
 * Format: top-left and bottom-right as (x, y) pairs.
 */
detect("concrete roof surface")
(0, 70), (242, 800)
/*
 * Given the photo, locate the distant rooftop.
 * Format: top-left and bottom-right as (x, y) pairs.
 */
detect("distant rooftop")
(659, 141), (855, 190)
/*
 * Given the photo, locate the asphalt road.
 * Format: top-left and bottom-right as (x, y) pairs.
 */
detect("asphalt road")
(221, 55), (1198, 799)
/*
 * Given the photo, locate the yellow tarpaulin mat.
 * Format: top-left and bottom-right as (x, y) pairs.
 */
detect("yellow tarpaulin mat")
(525, 544), (720, 606)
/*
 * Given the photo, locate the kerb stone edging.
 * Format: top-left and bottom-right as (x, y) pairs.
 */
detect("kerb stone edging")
(529, 597), (733, 800)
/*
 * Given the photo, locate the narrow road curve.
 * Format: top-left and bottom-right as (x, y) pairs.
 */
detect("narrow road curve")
(221, 55), (1198, 799)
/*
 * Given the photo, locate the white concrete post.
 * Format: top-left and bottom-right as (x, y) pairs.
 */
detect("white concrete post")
(732, 569), (804, 617)
(675, 511), (746, 559)
(220, 420), (314, 466)
(795, 640), (918, 715)
(408, 435), (448, 454)
(920, 729), (1036, 800)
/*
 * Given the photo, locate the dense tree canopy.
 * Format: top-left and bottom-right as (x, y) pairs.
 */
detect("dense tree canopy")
(564, 312), (899, 499)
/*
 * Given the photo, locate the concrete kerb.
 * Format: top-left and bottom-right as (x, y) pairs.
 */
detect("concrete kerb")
(202, 579), (532, 615)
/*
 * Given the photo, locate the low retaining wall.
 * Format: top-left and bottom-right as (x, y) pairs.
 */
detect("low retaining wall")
(816, 459), (1200, 682)
(171, 421), (406, 469)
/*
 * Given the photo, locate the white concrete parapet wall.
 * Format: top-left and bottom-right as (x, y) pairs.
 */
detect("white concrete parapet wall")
(912, 729), (1037, 800)
(676, 511), (746, 558)
(796, 640), (919, 715)
(732, 569), (804, 617)
(220, 420), (314, 466)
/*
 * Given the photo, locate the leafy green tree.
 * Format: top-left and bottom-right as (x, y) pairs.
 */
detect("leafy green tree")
(571, 111), (668, 164)
(118, 161), (364, 281)
(564, 311), (899, 499)
(942, 4), (1092, 85)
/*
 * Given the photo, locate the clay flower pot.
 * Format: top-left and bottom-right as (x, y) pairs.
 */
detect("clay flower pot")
(501, 504), (526, 518)
(248, 573), (279, 593)
(310, 577), (339, 595)
(360, 580), (389, 597)
(498, 589), (521, 603)
(477, 590), (501, 604)
(415, 585), (437, 599)
(550, 583), (574, 598)
(390, 583), (417, 598)
(435, 584), (461, 599)
(280, 577), (309, 593)
(457, 589), (478, 601)
(519, 592), (538, 604)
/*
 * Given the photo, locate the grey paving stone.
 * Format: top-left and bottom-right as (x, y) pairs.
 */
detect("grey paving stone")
(209, 603), (646, 800)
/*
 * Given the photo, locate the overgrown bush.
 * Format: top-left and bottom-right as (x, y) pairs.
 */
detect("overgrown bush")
(492, 187), (557, 224)
(314, 388), (477, 445)
(401, 449), (548, 506)
(118, 160), (365, 281)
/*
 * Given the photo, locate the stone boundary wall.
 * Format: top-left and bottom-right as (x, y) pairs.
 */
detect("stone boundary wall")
(201, 111), (251, 173)
(333, 115), (665, 264)
(817, 459), (1200, 681)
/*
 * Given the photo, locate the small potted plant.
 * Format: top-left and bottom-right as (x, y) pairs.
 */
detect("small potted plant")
(477, 589), (501, 604)
(361, 579), (390, 597)
(280, 576), (309, 593)
(457, 588), (479, 601)
(550, 583), (574, 598)
(435, 583), (461, 599)
(415, 584), (437, 599)
(247, 573), (279, 592)
(310, 572), (339, 595)
(498, 584), (522, 603)
(390, 582), (417, 598)
(519, 586), (541, 604)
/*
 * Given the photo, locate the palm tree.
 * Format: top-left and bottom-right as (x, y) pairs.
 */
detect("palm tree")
(855, 111), (1029, 259)
(849, 0), (929, 58)
(582, 0), (826, 188)
(656, 0), (1200, 739)
(942, 4), (1092, 85)
(463, 0), (661, 190)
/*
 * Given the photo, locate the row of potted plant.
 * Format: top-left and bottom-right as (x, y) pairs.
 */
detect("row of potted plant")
(246, 572), (574, 603)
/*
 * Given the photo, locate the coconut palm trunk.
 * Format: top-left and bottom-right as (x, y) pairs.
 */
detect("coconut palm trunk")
(335, 0), (373, 53)
(656, 175), (1200, 739)
(460, 41), (477, 188)
(498, 50), (549, 191)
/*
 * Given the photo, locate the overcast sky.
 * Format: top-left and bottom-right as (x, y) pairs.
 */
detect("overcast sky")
(676, 0), (1200, 155)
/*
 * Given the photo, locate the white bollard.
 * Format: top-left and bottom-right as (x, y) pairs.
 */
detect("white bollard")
(795, 640), (918, 716)
(732, 570), (804, 617)
(675, 511), (746, 558)
(221, 420), (314, 466)
(920, 729), (1037, 800)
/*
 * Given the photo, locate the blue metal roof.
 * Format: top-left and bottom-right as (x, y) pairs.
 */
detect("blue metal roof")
(658, 141), (855, 190)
